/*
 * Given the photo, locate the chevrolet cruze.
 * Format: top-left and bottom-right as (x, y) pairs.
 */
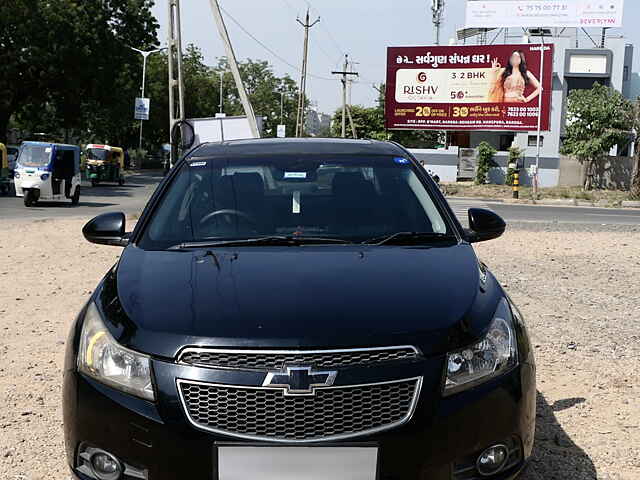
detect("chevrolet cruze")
(63, 138), (535, 480)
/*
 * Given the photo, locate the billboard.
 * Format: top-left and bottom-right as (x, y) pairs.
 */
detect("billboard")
(385, 44), (554, 131)
(465, 0), (624, 29)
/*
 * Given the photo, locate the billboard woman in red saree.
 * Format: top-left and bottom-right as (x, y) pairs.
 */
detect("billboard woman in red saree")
(488, 50), (541, 103)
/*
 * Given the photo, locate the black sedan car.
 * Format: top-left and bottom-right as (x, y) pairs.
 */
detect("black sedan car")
(63, 138), (535, 480)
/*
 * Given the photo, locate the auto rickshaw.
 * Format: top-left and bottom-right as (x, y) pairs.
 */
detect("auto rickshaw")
(85, 144), (125, 186)
(14, 142), (81, 207)
(0, 143), (11, 195)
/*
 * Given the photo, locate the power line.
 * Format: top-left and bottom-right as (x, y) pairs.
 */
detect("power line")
(219, 5), (334, 81)
(280, 0), (341, 67)
(303, 0), (346, 57)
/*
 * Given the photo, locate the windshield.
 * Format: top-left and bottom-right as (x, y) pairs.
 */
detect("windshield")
(86, 148), (109, 161)
(18, 144), (51, 168)
(140, 155), (451, 249)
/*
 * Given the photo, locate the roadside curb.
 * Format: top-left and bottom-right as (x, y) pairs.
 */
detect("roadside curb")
(448, 195), (640, 209)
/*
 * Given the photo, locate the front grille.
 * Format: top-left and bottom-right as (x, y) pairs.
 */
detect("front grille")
(178, 378), (421, 442)
(178, 347), (419, 370)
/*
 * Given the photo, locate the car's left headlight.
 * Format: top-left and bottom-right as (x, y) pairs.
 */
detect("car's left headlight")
(444, 298), (517, 396)
(78, 302), (155, 401)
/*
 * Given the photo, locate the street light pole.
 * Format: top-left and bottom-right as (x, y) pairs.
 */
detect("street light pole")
(218, 71), (224, 114)
(130, 46), (166, 150)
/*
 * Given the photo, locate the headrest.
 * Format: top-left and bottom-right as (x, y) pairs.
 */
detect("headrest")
(332, 172), (375, 197)
(216, 173), (265, 197)
(232, 172), (265, 195)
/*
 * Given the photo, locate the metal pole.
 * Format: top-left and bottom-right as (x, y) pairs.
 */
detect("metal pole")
(534, 35), (545, 198)
(341, 55), (347, 138)
(167, 1), (176, 167)
(175, 0), (185, 122)
(280, 91), (285, 125)
(295, 10), (320, 137)
(209, 0), (260, 138)
(219, 72), (224, 114)
(139, 53), (148, 150)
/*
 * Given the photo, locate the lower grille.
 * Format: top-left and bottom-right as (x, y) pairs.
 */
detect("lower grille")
(178, 377), (422, 442)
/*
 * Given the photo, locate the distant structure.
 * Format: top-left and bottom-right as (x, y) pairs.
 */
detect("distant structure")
(420, 28), (637, 189)
(305, 109), (332, 137)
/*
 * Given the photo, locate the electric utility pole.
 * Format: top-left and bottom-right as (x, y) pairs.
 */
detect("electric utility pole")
(209, 0), (259, 138)
(346, 59), (359, 138)
(295, 9), (320, 137)
(431, 0), (445, 46)
(167, 0), (185, 167)
(332, 55), (359, 138)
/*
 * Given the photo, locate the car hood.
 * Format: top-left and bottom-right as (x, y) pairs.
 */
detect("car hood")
(97, 244), (502, 359)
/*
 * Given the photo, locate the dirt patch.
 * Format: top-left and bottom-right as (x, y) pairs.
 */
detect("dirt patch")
(0, 217), (638, 479)
(444, 183), (630, 206)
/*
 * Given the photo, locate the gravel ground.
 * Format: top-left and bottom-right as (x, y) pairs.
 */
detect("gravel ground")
(0, 217), (638, 480)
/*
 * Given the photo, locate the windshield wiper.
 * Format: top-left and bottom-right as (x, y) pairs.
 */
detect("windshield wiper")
(170, 236), (352, 249)
(361, 231), (457, 246)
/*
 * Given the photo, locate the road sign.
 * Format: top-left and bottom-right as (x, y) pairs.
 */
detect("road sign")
(465, 0), (625, 29)
(277, 124), (286, 138)
(134, 98), (150, 120)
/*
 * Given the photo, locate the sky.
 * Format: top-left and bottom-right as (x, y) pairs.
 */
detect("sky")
(151, 0), (640, 114)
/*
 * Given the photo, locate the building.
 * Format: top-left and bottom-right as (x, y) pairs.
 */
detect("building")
(424, 30), (636, 187)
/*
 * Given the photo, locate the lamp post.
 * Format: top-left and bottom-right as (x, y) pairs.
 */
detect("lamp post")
(218, 71), (224, 114)
(129, 46), (166, 150)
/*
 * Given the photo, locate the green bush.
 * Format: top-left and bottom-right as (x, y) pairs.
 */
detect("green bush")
(475, 142), (496, 185)
(506, 145), (523, 186)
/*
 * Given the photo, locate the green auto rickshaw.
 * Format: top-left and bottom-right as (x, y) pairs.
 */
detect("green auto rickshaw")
(85, 144), (125, 186)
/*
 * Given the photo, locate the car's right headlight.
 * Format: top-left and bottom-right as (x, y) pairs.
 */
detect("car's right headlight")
(78, 302), (155, 401)
(443, 298), (518, 396)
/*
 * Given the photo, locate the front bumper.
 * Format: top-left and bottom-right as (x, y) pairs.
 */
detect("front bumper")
(63, 356), (535, 480)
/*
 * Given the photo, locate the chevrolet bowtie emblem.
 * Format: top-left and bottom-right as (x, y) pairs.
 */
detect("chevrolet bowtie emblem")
(262, 366), (337, 396)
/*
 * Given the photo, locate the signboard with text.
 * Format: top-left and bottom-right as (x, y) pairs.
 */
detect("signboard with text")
(385, 44), (554, 131)
(465, 0), (624, 29)
(134, 97), (150, 120)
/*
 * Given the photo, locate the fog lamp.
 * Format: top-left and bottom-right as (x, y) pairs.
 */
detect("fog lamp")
(40, 173), (50, 181)
(476, 444), (508, 476)
(90, 451), (122, 480)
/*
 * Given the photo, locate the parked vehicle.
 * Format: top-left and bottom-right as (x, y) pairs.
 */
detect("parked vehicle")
(64, 138), (535, 480)
(14, 141), (81, 207)
(85, 144), (125, 186)
(0, 143), (11, 195)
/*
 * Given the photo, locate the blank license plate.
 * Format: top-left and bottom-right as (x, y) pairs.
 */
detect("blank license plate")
(217, 446), (378, 480)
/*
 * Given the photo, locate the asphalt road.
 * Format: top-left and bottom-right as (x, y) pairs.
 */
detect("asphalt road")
(448, 198), (640, 227)
(1, 173), (639, 227)
(0, 171), (164, 221)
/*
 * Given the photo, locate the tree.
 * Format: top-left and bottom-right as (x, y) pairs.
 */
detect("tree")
(506, 145), (523, 186)
(141, 51), (303, 149)
(1, 0), (159, 144)
(630, 99), (640, 200)
(328, 84), (439, 148)
(475, 141), (496, 185)
(561, 83), (634, 190)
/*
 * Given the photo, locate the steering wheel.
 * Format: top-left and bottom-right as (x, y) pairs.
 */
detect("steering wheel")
(199, 209), (258, 231)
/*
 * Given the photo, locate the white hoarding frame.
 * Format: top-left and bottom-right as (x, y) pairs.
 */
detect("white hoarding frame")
(465, 0), (624, 29)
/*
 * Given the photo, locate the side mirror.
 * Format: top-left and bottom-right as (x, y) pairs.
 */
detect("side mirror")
(466, 208), (506, 243)
(82, 212), (129, 247)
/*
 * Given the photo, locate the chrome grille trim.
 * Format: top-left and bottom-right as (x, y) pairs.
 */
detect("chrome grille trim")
(177, 376), (423, 443)
(177, 345), (421, 371)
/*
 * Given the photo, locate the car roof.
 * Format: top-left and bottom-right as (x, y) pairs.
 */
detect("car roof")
(22, 141), (79, 149)
(188, 138), (407, 159)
